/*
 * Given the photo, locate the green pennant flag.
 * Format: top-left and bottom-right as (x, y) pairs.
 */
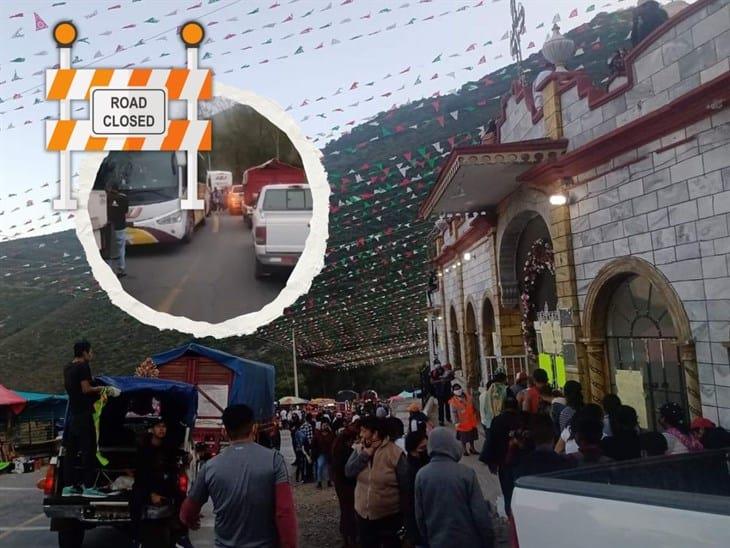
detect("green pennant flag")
(145, 17), (159, 23)
(382, 127), (393, 137)
(417, 146), (427, 157)
(432, 54), (442, 63)
(294, 46), (304, 54)
(586, 4), (595, 12)
(248, 7), (259, 14)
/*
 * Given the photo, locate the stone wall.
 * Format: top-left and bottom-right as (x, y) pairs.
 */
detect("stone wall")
(563, 1), (730, 150)
(569, 108), (730, 427)
(499, 95), (547, 143)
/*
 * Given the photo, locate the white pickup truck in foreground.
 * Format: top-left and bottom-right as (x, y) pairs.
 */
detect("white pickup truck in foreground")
(251, 183), (312, 278)
(512, 449), (730, 547)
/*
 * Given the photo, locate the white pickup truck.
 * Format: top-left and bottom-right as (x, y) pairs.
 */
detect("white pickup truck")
(512, 449), (730, 547)
(251, 183), (312, 278)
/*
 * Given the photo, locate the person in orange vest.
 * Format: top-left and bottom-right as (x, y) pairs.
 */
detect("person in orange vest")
(449, 383), (479, 456)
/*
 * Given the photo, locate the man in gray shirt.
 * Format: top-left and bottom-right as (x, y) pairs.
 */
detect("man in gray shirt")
(179, 405), (298, 548)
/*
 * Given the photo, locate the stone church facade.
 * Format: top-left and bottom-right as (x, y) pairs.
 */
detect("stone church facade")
(420, 0), (730, 429)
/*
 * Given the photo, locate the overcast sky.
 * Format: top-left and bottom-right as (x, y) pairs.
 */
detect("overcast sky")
(0, 0), (678, 240)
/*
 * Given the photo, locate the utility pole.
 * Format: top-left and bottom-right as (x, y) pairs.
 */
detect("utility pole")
(292, 325), (299, 398)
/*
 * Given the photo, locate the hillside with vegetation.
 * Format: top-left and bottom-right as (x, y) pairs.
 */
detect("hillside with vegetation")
(0, 7), (636, 395)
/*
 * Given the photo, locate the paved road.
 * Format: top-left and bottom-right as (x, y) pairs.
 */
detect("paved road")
(119, 211), (289, 323)
(0, 432), (297, 548)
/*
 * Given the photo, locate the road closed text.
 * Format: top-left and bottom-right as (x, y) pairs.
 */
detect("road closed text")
(91, 88), (167, 136)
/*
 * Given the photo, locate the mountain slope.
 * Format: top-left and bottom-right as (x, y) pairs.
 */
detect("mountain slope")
(0, 7), (636, 388)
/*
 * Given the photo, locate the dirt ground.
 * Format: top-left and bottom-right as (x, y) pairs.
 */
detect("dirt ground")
(293, 481), (343, 548)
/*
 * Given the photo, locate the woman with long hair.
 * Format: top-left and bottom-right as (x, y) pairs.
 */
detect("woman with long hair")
(558, 380), (584, 432)
(659, 402), (703, 455)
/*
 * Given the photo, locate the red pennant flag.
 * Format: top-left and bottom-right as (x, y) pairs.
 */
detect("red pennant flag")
(315, 42), (323, 49)
(448, 136), (456, 148)
(108, 4), (121, 10)
(395, 124), (406, 133)
(569, 8), (578, 17)
(346, 120), (355, 126)
(466, 43), (476, 51)
(34, 12), (48, 31)
(431, 100), (440, 112)
(9, 12), (23, 18)
(187, 2), (202, 9)
(478, 55), (486, 64)
(527, 41), (535, 49)
(399, 66), (411, 74)
(269, 2), (280, 7)
(283, 13), (293, 22)
(350, 81), (358, 89)
(381, 92), (392, 97)
(123, 24), (136, 29)
(431, 73), (438, 80)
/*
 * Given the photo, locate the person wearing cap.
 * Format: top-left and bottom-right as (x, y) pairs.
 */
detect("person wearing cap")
(449, 383), (479, 456)
(415, 427), (495, 548)
(659, 402), (703, 455)
(691, 417), (730, 450)
(407, 402), (430, 435)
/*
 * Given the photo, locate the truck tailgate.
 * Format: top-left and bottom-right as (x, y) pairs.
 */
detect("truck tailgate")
(513, 484), (730, 547)
(264, 211), (310, 254)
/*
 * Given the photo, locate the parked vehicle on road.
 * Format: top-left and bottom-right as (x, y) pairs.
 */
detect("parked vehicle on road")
(512, 449), (730, 547)
(241, 159), (306, 228)
(91, 151), (208, 249)
(205, 170), (233, 194)
(227, 184), (245, 215)
(42, 376), (198, 548)
(251, 183), (312, 279)
(153, 342), (276, 459)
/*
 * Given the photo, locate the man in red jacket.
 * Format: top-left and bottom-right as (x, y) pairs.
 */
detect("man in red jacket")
(179, 404), (298, 547)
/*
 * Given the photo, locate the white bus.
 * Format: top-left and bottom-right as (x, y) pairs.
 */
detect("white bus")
(91, 151), (209, 246)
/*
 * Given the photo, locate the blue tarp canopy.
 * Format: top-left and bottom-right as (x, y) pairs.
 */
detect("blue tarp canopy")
(151, 343), (276, 421)
(96, 376), (199, 427)
(15, 391), (67, 403)
(15, 391), (67, 423)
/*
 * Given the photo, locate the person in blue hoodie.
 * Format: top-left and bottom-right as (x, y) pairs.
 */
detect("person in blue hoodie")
(414, 427), (495, 548)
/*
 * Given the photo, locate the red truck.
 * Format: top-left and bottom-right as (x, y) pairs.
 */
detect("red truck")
(241, 159), (306, 228)
(153, 343), (276, 459)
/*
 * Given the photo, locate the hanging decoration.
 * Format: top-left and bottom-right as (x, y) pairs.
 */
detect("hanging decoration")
(135, 357), (159, 378)
(519, 238), (555, 359)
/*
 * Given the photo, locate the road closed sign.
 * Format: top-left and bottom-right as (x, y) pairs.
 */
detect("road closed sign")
(91, 88), (167, 136)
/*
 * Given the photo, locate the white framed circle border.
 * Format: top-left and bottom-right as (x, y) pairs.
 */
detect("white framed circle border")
(76, 81), (329, 338)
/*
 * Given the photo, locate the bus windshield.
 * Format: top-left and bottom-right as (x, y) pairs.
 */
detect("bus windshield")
(93, 151), (179, 205)
(262, 188), (312, 211)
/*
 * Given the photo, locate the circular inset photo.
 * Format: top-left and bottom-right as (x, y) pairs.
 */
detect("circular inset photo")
(76, 84), (328, 336)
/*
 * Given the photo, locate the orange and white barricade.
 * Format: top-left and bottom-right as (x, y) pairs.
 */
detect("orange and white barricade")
(47, 21), (211, 211)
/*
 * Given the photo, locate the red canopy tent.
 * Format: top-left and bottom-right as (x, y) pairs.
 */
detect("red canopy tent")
(0, 385), (27, 415)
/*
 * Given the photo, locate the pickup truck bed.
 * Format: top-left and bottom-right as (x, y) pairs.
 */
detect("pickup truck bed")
(512, 449), (730, 548)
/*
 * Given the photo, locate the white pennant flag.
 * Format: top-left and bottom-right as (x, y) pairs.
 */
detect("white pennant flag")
(450, 110), (459, 120)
